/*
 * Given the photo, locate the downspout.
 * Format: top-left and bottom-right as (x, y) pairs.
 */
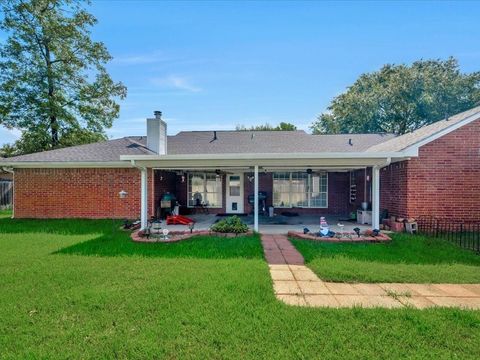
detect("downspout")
(2, 167), (14, 218)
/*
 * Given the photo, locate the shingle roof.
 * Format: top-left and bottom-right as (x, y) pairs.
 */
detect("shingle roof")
(1, 131), (396, 163)
(367, 105), (480, 152)
(5, 102), (480, 164)
(165, 131), (395, 154)
(2, 137), (155, 162)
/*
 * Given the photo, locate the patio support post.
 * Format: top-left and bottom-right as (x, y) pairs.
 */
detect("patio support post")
(372, 165), (380, 230)
(254, 165), (259, 232)
(140, 167), (148, 230)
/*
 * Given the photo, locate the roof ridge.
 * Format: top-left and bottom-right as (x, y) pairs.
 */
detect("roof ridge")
(366, 105), (480, 152)
(124, 137), (156, 154)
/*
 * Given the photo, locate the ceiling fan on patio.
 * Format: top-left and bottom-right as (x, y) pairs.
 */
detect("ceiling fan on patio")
(215, 169), (235, 175)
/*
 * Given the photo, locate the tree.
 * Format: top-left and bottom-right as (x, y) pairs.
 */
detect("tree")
(311, 58), (480, 135)
(236, 122), (297, 131)
(0, 0), (127, 155)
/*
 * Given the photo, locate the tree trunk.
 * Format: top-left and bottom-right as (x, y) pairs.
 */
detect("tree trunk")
(45, 45), (59, 147)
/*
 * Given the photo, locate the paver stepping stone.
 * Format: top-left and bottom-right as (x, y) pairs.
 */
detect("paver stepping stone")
(292, 269), (319, 281)
(432, 284), (479, 297)
(325, 282), (361, 295)
(274, 280), (301, 295)
(305, 295), (339, 307)
(277, 294), (307, 306)
(297, 281), (330, 295)
(270, 269), (296, 281)
(398, 296), (436, 309)
(426, 296), (480, 309)
(352, 283), (387, 296)
(458, 284), (480, 296)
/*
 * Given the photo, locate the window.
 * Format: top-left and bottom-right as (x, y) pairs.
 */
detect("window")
(187, 173), (222, 208)
(229, 175), (241, 196)
(273, 172), (328, 208)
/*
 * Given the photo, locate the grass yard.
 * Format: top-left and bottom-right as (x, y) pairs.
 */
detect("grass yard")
(0, 208), (12, 218)
(1, 219), (480, 359)
(292, 233), (480, 283)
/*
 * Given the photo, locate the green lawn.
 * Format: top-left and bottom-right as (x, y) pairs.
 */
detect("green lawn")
(292, 233), (480, 283)
(1, 219), (480, 359)
(0, 208), (12, 218)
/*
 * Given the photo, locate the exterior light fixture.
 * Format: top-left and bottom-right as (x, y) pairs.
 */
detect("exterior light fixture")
(119, 190), (128, 199)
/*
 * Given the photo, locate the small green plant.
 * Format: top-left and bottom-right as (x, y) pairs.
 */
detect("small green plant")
(211, 216), (249, 234)
(386, 289), (411, 301)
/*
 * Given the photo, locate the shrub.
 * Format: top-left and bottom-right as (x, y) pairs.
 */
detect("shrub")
(211, 216), (249, 234)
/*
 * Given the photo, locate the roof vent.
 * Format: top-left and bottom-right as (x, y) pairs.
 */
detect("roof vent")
(210, 131), (217, 143)
(154, 110), (162, 119)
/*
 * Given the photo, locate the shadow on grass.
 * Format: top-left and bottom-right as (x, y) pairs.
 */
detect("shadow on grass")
(0, 217), (122, 235)
(291, 233), (480, 266)
(55, 232), (264, 260)
(0, 218), (263, 260)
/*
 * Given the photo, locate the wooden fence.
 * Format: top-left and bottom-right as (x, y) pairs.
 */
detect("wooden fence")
(0, 181), (13, 207)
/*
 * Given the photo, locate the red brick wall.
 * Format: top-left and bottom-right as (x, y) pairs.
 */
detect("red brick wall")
(380, 118), (480, 221)
(14, 168), (153, 219)
(380, 161), (409, 218)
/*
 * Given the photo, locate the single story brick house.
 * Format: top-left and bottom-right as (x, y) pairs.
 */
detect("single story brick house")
(1, 106), (479, 231)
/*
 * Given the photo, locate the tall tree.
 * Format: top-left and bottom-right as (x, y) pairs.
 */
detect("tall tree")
(236, 122), (297, 131)
(311, 58), (480, 135)
(0, 0), (126, 155)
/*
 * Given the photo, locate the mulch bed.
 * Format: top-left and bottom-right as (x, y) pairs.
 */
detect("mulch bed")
(288, 231), (391, 243)
(131, 229), (253, 243)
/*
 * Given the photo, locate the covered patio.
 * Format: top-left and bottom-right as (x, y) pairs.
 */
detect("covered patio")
(158, 213), (372, 235)
(121, 152), (408, 233)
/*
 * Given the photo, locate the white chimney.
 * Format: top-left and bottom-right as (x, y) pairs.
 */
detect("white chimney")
(147, 111), (167, 155)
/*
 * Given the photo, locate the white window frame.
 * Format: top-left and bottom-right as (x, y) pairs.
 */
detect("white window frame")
(187, 172), (223, 208)
(272, 171), (328, 208)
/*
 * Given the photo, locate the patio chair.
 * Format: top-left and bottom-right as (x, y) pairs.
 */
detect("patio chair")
(193, 193), (209, 214)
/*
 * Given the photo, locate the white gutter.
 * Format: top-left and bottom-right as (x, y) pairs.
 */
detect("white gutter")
(121, 151), (410, 161)
(0, 161), (132, 168)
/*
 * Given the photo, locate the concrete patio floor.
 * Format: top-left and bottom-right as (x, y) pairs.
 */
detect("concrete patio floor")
(162, 213), (371, 234)
(263, 234), (480, 309)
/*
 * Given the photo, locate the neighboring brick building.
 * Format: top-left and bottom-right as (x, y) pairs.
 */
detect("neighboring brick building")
(1, 106), (479, 229)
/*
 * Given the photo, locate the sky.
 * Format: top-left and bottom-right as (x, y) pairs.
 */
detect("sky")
(1, 0), (480, 145)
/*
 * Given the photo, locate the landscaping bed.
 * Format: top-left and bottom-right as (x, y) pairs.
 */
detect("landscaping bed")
(288, 230), (391, 243)
(131, 229), (254, 243)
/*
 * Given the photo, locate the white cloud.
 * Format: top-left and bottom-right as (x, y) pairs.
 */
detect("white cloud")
(112, 51), (170, 65)
(150, 75), (202, 93)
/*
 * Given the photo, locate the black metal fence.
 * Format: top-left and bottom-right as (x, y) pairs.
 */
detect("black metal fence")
(417, 217), (480, 253)
(0, 181), (12, 207)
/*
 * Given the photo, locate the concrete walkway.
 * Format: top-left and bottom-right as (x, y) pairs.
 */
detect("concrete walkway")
(261, 234), (480, 309)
